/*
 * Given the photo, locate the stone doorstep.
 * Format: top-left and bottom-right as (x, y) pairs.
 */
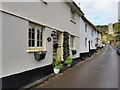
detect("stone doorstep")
(20, 48), (104, 89)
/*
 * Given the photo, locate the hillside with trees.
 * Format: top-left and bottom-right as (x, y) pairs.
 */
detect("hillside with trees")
(96, 22), (120, 44)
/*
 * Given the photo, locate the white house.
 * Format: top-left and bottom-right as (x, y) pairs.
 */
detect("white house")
(1, 0), (85, 88)
(97, 31), (102, 48)
(79, 16), (98, 59)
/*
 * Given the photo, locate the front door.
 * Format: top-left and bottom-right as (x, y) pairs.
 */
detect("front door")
(53, 31), (63, 61)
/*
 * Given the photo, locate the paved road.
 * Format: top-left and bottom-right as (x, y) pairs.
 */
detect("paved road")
(35, 44), (118, 88)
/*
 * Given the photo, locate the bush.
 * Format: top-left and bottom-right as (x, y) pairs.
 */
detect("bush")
(64, 56), (73, 65)
(53, 57), (62, 69)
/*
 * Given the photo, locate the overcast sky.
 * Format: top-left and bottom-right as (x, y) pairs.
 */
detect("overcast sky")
(73, 0), (119, 25)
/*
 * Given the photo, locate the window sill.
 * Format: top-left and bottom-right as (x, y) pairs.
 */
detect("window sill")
(70, 19), (76, 24)
(27, 48), (46, 53)
(70, 48), (76, 51)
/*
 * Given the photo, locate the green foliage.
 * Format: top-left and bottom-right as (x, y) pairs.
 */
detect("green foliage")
(64, 56), (73, 65)
(34, 51), (46, 61)
(102, 35), (107, 44)
(53, 57), (62, 69)
(54, 65), (61, 69)
(63, 32), (70, 60)
(96, 25), (108, 35)
(114, 22), (120, 41)
(107, 34), (114, 42)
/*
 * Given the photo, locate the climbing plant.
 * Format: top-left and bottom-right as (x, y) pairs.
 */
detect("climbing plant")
(63, 31), (70, 60)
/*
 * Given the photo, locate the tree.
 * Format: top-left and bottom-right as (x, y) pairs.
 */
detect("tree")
(114, 22), (120, 42)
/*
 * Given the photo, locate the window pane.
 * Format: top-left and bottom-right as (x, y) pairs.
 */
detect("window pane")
(29, 40), (31, 47)
(40, 41), (42, 47)
(37, 29), (40, 34)
(29, 31), (31, 39)
(32, 40), (35, 47)
(37, 34), (39, 40)
(32, 32), (35, 39)
(37, 41), (39, 47)
(32, 28), (35, 32)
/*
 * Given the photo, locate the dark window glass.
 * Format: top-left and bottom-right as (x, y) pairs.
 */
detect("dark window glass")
(29, 40), (31, 47)
(37, 41), (39, 47)
(32, 40), (35, 47)
(40, 41), (42, 47)
(29, 31), (31, 39)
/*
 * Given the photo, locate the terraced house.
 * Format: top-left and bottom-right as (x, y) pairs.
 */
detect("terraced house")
(0, 0), (102, 89)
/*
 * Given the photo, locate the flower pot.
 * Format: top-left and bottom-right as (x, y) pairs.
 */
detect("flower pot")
(53, 68), (60, 74)
(67, 64), (71, 67)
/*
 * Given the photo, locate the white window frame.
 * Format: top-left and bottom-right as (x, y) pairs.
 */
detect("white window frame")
(92, 29), (93, 36)
(70, 35), (75, 48)
(27, 23), (44, 52)
(85, 38), (87, 47)
(70, 8), (75, 21)
(85, 24), (87, 32)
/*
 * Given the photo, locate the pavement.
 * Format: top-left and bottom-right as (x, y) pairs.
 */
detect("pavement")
(32, 44), (118, 88)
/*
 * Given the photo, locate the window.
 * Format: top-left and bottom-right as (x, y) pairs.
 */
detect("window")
(85, 38), (87, 47)
(92, 29), (93, 36)
(28, 23), (43, 48)
(85, 24), (87, 32)
(91, 40), (93, 47)
(70, 35), (75, 48)
(70, 9), (75, 20)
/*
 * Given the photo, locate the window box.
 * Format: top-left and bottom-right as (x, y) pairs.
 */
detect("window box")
(34, 50), (47, 61)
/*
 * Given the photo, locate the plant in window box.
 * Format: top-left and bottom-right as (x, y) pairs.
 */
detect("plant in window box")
(64, 56), (73, 67)
(53, 57), (62, 74)
(34, 50), (47, 61)
(71, 49), (77, 55)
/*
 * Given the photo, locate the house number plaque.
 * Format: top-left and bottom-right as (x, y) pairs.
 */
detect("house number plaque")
(47, 37), (51, 42)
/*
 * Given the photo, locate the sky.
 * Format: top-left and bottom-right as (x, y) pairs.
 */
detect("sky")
(73, 0), (119, 25)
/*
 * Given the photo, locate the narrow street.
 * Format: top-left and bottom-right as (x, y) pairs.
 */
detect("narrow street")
(35, 44), (118, 88)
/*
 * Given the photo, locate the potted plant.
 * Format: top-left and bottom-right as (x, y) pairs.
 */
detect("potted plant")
(64, 56), (73, 67)
(53, 57), (62, 74)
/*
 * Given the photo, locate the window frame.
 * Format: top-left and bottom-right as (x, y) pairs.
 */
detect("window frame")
(70, 35), (75, 48)
(85, 24), (87, 32)
(27, 23), (44, 52)
(70, 8), (75, 21)
(85, 38), (87, 47)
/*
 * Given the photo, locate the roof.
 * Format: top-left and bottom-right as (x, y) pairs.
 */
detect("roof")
(67, 0), (101, 33)
(81, 16), (102, 33)
(67, 0), (84, 16)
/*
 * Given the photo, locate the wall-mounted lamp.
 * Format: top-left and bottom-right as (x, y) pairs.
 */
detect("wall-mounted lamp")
(51, 30), (56, 37)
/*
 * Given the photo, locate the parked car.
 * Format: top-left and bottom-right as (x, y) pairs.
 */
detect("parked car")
(116, 45), (120, 55)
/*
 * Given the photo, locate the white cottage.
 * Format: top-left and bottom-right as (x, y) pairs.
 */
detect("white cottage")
(79, 16), (98, 59)
(0, 0), (84, 88)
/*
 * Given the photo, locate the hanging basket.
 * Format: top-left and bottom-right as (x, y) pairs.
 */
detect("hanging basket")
(34, 51), (47, 61)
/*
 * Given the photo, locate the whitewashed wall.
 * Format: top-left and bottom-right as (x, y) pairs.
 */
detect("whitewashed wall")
(79, 17), (97, 53)
(2, 1), (81, 77)
(79, 17), (89, 53)
(2, 2), (80, 37)
(2, 12), (53, 77)
(0, 11), (2, 78)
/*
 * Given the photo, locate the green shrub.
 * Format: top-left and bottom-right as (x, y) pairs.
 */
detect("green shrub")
(53, 57), (62, 69)
(64, 56), (73, 65)
(63, 32), (70, 60)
